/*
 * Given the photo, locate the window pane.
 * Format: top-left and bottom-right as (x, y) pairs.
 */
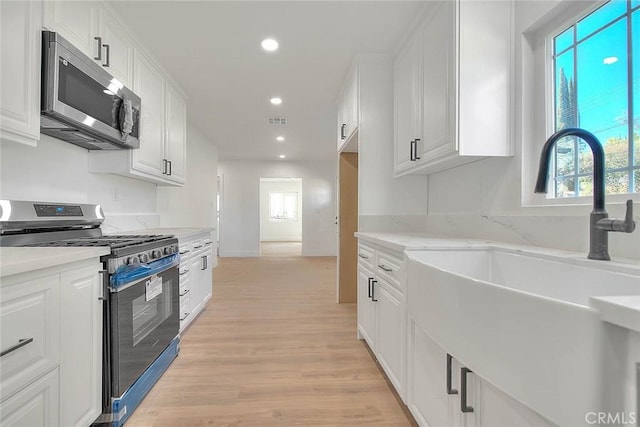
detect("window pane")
(633, 0), (639, 9)
(576, 18), (629, 171)
(283, 193), (297, 219)
(578, 141), (594, 174)
(606, 170), (630, 194)
(633, 10), (639, 166)
(579, 175), (594, 196)
(556, 177), (576, 198)
(605, 136), (630, 169)
(554, 26), (574, 54)
(555, 49), (576, 130)
(635, 170), (640, 192)
(577, 0), (627, 41)
(270, 193), (283, 218)
(556, 136), (576, 176)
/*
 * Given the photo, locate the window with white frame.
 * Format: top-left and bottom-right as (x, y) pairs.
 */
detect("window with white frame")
(269, 192), (298, 220)
(550, 0), (639, 198)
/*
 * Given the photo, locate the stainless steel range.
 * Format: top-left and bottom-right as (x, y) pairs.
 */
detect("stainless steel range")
(0, 200), (180, 426)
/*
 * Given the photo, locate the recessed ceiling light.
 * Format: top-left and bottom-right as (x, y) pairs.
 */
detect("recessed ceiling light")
(276, 136), (285, 142)
(279, 154), (286, 159)
(270, 97), (282, 105)
(261, 38), (279, 52)
(603, 56), (618, 65)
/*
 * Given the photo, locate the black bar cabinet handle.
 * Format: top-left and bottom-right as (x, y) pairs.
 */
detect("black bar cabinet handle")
(102, 44), (110, 67)
(180, 312), (190, 321)
(461, 367), (474, 413)
(410, 139), (416, 161)
(414, 138), (421, 160)
(1, 338), (34, 357)
(341, 123), (346, 140)
(167, 160), (172, 176)
(162, 159), (167, 174)
(94, 37), (102, 60)
(371, 279), (378, 302)
(367, 277), (372, 298)
(179, 289), (190, 297)
(358, 253), (368, 259)
(446, 354), (458, 395)
(378, 264), (392, 272)
(179, 269), (189, 276)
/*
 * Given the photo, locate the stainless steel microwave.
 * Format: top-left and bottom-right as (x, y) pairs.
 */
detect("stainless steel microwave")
(41, 30), (141, 150)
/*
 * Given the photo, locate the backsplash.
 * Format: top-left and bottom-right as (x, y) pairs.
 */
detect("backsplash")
(0, 134), (158, 226)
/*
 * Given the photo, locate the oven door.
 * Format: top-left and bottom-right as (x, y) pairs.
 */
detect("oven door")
(109, 257), (179, 397)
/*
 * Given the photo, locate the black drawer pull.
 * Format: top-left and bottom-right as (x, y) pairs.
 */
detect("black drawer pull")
(179, 269), (190, 275)
(358, 253), (369, 259)
(367, 277), (373, 298)
(378, 264), (392, 272)
(179, 312), (190, 321)
(371, 279), (378, 302)
(179, 289), (190, 297)
(1, 338), (34, 357)
(461, 367), (474, 413)
(446, 354), (458, 395)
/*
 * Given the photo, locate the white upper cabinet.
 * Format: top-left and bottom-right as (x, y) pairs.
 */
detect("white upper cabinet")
(394, 0), (514, 176)
(43, 2), (133, 87)
(97, 6), (134, 87)
(0, 0), (42, 146)
(132, 49), (166, 177)
(393, 32), (421, 171)
(89, 48), (187, 186)
(165, 84), (187, 184)
(336, 68), (359, 152)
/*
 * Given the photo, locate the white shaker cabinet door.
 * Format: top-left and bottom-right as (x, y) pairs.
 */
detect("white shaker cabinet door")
(43, 1), (99, 59)
(59, 266), (102, 427)
(375, 281), (405, 399)
(0, 369), (59, 427)
(132, 50), (166, 177)
(357, 268), (376, 351)
(0, 0), (41, 146)
(98, 8), (134, 87)
(165, 84), (187, 184)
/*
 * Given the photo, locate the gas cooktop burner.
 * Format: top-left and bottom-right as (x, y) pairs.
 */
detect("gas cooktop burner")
(23, 234), (174, 249)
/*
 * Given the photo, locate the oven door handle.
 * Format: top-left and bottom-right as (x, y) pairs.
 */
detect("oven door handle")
(110, 254), (179, 290)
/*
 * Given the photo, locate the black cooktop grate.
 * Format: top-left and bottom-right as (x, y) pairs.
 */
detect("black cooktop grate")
(24, 234), (175, 249)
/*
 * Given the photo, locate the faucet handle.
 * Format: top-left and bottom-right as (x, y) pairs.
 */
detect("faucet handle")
(597, 199), (636, 233)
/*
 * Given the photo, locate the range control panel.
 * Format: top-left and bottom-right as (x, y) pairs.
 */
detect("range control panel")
(34, 204), (84, 217)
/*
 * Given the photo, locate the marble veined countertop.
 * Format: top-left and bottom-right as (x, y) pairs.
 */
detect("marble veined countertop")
(0, 247), (110, 277)
(355, 232), (640, 333)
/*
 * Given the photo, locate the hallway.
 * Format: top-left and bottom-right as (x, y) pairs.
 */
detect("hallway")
(126, 252), (414, 426)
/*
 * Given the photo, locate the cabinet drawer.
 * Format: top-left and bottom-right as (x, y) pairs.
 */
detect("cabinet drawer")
(179, 277), (190, 297)
(190, 239), (204, 253)
(0, 368), (59, 427)
(179, 295), (190, 322)
(0, 274), (60, 400)
(376, 250), (403, 290)
(357, 244), (375, 270)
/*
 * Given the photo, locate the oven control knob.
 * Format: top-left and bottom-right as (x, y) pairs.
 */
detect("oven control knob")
(138, 253), (149, 263)
(164, 246), (174, 256)
(151, 250), (162, 259)
(126, 256), (138, 265)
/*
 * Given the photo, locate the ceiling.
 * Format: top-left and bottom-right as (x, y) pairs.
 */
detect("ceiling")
(110, 1), (423, 161)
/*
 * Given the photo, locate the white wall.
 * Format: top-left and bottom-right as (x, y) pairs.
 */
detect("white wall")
(157, 125), (218, 228)
(0, 134), (160, 231)
(218, 160), (336, 257)
(423, 0), (640, 260)
(259, 179), (302, 241)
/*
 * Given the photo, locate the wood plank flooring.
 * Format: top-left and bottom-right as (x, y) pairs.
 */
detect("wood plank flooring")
(126, 249), (414, 426)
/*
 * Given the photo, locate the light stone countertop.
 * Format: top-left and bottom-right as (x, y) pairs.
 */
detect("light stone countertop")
(111, 227), (214, 240)
(0, 247), (110, 277)
(355, 231), (640, 332)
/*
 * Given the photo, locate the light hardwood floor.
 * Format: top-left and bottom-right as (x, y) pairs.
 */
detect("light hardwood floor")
(126, 250), (415, 426)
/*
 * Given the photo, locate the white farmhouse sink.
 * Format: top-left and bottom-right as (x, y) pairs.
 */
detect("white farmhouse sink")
(406, 247), (640, 427)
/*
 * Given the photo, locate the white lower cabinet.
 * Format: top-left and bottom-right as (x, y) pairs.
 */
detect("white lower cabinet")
(176, 231), (214, 332)
(0, 369), (59, 427)
(357, 242), (406, 401)
(0, 257), (103, 427)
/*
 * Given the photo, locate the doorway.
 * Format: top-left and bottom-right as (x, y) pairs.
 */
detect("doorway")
(337, 152), (358, 303)
(259, 178), (303, 257)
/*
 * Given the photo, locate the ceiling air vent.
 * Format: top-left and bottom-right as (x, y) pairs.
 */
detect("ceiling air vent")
(267, 117), (288, 126)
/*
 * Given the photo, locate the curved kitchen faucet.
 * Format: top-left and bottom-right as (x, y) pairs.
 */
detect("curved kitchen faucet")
(534, 127), (636, 261)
